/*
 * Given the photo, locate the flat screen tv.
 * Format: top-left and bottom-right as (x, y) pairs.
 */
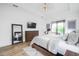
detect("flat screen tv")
(27, 22), (36, 28)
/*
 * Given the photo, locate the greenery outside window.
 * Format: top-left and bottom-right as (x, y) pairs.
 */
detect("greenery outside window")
(51, 20), (65, 35)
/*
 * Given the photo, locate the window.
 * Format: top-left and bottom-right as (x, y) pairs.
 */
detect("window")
(51, 23), (56, 33)
(57, 22), (64, 34)
(51, 20), (65, 35)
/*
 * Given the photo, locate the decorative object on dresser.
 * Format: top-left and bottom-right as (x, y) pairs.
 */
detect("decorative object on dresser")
(11, 24), (23, 45)
(25, 31), (39, 42)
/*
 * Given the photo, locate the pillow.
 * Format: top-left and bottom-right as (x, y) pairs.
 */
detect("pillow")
(74, 37), (79, 46)
(76, 43), (79, 47)
(66, 32), (78, 45)
(61, 34), (68, 41)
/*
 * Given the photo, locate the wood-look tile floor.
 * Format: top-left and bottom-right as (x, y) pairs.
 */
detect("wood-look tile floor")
(0, 42), (30, 56)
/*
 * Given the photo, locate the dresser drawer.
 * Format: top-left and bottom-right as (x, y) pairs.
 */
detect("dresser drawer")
(25, 31), (39, 42)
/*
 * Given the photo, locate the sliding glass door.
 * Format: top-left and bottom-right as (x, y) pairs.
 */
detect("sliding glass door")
(51, 20), (65, 35)
(51, 23), (56, 33)
(57, 22), (65, 34)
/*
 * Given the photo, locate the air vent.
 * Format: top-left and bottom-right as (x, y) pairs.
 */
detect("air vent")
(12, 4), (18, 7)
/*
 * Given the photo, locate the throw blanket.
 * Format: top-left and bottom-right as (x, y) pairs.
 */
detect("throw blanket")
(30, 33), (62, 49)
(49, 39), (79, 55)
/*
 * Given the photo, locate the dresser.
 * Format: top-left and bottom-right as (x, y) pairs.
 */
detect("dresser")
(25, 31), (39, 42)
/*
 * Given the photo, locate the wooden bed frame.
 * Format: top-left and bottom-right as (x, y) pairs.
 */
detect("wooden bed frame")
(65, 50), (79, 56)
(32, 43), (56, 56)
(32, 43), (79, 56)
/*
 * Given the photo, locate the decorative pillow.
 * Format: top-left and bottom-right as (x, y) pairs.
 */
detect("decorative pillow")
(66, 32), (78, 45)
(75, 37), (79, 46)
(76, 43), (79, 47)
(61, 34), (68, 41)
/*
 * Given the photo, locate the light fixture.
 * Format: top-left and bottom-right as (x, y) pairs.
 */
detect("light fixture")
(41, 3), (48, 19)
(12, 4), (19, 7)
(42, 3), (48, 12)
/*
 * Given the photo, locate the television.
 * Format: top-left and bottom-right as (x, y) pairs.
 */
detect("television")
(27, 22), (36, 28)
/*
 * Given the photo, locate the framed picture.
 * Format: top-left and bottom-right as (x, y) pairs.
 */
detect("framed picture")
(68, 20), (76, 33)
(68, 20), (76, 29)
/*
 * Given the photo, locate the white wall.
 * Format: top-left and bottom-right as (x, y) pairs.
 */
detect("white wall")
(45, 3), (79, 34)
(0, 4), (46, 47)
(46, 11), (79, 33)
(0, 3), (79, 47)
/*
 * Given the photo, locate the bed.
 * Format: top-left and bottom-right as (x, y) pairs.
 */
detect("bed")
(25, 31), (79, 56)
(30, 33), (66, 55)
(30, 33), (63, 49)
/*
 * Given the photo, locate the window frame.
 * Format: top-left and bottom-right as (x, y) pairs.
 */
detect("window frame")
(51, 20), (65, 35)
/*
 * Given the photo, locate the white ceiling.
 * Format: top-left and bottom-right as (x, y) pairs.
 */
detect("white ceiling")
(15, 3), (79, 13)
(13, 3), (79, 20)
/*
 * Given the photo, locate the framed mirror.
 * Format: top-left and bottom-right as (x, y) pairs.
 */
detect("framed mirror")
(11, 24), (23, 45)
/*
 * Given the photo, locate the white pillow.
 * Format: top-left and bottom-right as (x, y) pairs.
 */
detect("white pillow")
(66, 32), (78, 45)
(76, 43), (79, 47)
(61, 34), (68, 41)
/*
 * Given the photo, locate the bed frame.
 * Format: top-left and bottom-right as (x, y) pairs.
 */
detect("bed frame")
(32, 43), (56, 56)
(32, 43), (79, 56)
(65, 50), (79, 56)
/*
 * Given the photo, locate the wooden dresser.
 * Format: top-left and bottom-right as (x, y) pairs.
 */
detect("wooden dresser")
(25, 31), (39, 42)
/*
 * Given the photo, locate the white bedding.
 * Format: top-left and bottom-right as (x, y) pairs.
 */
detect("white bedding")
(30, 33), (62, 49)
(30, 35), (50, 49)
(49, 39), (79, 55)
(30, 33), (79, 55)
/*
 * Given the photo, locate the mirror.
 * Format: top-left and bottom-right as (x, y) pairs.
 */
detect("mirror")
(12, 24), (23, 45)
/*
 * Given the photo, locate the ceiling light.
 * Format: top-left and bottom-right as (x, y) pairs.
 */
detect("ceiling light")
(12, 4), (19, 7)
(43, 3), (48, 12)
